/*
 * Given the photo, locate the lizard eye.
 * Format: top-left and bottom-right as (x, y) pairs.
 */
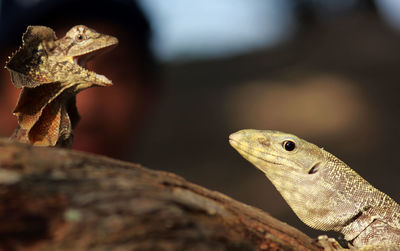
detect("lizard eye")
(282, 140), (296, 151)
(76, 34), (85, 41)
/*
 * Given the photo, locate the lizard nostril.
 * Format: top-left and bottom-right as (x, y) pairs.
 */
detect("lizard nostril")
(257, 138), (270, 147)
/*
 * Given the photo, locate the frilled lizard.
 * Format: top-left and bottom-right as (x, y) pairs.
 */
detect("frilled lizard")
(229, 129), (400, 250)
(5, 25), (118, 147)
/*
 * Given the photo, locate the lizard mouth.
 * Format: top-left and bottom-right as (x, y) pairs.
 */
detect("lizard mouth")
(72, 45), (116, 86)
(229, 137), (284, 167)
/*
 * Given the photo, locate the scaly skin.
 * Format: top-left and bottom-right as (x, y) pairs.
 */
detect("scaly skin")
(229, 129), (400, 249)
(6, 25), (118, 147)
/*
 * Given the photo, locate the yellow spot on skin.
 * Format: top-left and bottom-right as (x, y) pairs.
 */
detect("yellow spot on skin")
(64, 208), (82, 222)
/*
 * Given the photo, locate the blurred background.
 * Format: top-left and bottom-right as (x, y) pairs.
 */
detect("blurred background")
(1, 0), (400, 239)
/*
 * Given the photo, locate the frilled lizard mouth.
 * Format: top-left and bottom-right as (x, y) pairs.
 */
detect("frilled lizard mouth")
(72, 43), (117, 86)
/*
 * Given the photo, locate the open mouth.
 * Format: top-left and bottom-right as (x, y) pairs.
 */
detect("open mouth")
(71, 43), (117, 86)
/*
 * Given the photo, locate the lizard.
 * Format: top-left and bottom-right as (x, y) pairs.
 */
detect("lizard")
(5, 25), (118, 147)
(229, 129), (400, 250)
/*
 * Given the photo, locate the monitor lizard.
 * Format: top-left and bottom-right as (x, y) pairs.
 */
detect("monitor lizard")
(229, 129), (400, 250)
(5, 25), (118, 147)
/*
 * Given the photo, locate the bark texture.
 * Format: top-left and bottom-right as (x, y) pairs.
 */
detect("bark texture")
(0, 139), (322, 250)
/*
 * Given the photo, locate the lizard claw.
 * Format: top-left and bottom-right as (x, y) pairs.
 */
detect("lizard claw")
(315, 235), (350, 251)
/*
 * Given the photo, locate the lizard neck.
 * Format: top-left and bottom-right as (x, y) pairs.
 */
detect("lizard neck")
(269, 150), (388, 232)
(322, 152), (400, 244)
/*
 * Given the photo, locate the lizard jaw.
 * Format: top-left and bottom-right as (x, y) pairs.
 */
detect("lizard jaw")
(72, 48), (113, 87)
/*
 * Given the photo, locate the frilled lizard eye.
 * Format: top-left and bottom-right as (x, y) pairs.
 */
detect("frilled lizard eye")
(282, 140), (296, 151)
(76, 34), (84, 41)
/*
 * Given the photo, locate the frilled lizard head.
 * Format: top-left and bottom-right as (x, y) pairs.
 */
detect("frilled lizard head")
(52, 25), (119, 88)
(6, 25), (118, 89)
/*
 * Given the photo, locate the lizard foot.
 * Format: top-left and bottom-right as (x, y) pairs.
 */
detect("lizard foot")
(315, 235), (353, 251)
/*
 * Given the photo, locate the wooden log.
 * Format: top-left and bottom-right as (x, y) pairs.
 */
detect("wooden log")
(0, 139), (322, 250)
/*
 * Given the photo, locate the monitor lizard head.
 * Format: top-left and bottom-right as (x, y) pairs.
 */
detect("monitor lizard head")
(6, 25), (118, 90)
(229, 129), (324, 179)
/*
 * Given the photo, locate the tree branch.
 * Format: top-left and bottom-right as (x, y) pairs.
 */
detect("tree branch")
(0, 139), (322, 250)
